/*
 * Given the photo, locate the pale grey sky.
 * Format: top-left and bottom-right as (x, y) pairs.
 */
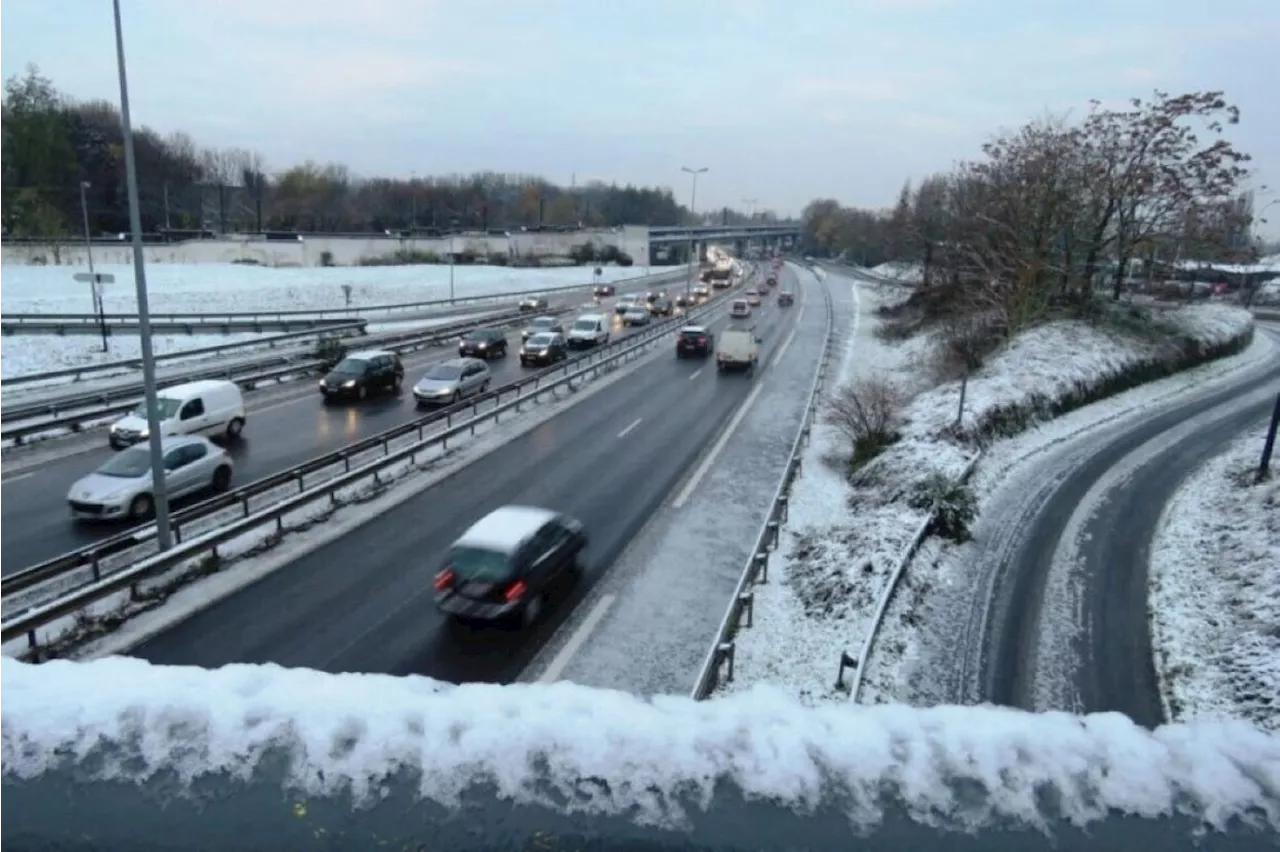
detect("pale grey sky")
(4, 0), (1278, 233)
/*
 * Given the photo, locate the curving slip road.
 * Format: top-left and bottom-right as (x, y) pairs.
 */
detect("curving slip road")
(955, 323), (1280, 725)
(0, 285), (673, 574)
(123, 272), (807, 684)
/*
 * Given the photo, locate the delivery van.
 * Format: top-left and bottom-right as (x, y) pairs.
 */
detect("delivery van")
(108, 379), (246, 450)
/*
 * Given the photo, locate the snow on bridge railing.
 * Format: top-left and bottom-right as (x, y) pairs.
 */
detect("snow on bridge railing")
(3, 657), (1277, 852)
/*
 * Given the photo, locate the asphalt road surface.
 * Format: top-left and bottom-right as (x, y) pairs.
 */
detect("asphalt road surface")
(979, 324), (1280, 726)
(128, 289), (801, 684)
(0, 287), (684, 573)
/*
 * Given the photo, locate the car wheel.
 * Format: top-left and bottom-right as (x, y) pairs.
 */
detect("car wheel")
(481, 380), (490, 393)
(393, 374), (403, 392)
(211, 465), (233, 492)
(129, 493), (154, 520)
(225, 417), (245, 440)
(451, 391), (460, 406)
(357, 385), (368, 401)
(521, 592), (544, 628)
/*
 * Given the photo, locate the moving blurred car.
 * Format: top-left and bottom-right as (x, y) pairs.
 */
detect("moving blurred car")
(729, 299), (751, 319)
(692, 285), (711, 301)
(567, 314), (610, 348)
(319, 349), (404, 401)
(623, 306), (651, 326)
(433, 505), (587, 627)
(413, 357), (491, 407)
(521, 315), (564, 342)
(520, 332), (568, 366)
(649, 297), (673, 317)
(676, 325), (714, 357)
(777, 290), (795, 307)
(519, 295), (549, 311)
(68, 435), (232, 522)
(593, 284), (616, 297)
(745, 290), (762, 306)
(615, 294), (641, 315)
(458, 328), (508, 359)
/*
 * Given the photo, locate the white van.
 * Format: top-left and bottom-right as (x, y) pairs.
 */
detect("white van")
(566, 313), (610, 349)
(109, 379), (246, 450)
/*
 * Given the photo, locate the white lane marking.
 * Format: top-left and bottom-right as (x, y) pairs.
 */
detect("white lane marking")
(617, 417), (643, 439)
(2, 471), (36, 484)
(688, 368), (703, 381)
(672, 380), (766, 509)
(538, 593), (617, 683)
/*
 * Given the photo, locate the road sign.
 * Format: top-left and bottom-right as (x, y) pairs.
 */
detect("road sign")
(73, 272), (116, 284)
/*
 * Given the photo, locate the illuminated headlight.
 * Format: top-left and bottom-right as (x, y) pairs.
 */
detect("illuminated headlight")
(318, 379), (327, 388)
(139, 430), (150, 439)
(342, 380), (356, 388)
(476, 342), (487, 349)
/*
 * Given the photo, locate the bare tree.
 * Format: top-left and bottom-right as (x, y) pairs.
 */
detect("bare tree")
(825, 377), (907, 466)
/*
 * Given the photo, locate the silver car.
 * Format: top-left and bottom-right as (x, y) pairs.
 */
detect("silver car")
(413, 357), (492, 407)
(67, 434), (233, 522)
(521, 315), (564, 342)
(519, 295), (549, 311)
(623, 306), (651, 326)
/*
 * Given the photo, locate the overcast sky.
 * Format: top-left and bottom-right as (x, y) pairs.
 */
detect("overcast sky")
(3, 0), (1278, 234)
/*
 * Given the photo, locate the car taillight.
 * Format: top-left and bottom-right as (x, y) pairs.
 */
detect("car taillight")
(434, 568), (456, 591)
(504, 580), (528, 602)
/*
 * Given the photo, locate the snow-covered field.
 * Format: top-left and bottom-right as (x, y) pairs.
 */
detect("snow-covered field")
(1150, 424), (1280, 731)
(717, 274), (1259, 706)
(5, 655), (1278, 841)
(0, 262), (646, 316)
(1, 331), (269, 380)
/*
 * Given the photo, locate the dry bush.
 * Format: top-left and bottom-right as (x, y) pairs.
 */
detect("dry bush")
(825, 377), (906, 470)
(928, 309), (1002, 383)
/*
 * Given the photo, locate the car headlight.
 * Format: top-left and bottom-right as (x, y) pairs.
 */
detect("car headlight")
(139, 430), (150, 439)
(342, 379), (356, 388)
(476, 342), (487, 348)
(319, 379), (327, 388)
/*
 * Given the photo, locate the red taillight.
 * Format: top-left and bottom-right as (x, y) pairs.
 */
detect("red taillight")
(434, 568), (456, 591)
(504, 580), (528, 602)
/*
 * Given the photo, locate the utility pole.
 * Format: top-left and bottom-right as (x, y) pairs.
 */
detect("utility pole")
(78, 181), (109, 352)
(113, 0), (173, 551)
(681, 166), (708, 300)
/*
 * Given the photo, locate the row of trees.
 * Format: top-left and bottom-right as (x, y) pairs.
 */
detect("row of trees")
(2, 66), (778, 239)
(803, 89), (1268, 333)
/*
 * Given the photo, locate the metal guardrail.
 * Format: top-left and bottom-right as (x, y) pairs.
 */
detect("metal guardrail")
(690, 263), (835, 700)
(1, 280), (749, 639)
(1, 320), (370, 388)
(0, 310), (533, 444)
(847, 450), (984, 702)
(0, 267), (688, 330)
(1, 315), (365, 335)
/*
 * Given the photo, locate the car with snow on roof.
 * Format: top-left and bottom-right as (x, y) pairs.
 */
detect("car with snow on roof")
(433, 505), (587, 626)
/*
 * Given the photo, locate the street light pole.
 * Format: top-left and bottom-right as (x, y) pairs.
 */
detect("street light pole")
(681, 166), (708, 299)
(113, 0), (172, 551)
(79, 181), (110, 352)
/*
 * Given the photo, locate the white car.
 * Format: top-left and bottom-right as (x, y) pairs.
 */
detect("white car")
(567, 314), (610, 348)
(109, 379), (245, 450)
(730, 299), (751, 319)
(615, 295), (641, 315)
(68, 434), (233, 522)
(745, 289), (762, 306)
(519, 295), (549, 311)
(623, 306), (651, 326)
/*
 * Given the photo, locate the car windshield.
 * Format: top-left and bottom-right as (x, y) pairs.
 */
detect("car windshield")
(572, 319), (597, 331)
(445, 546), (514, 583)
(133, 397), (182, 419)
(681, 330), (705, 338)
(332, 357), (368, 375)
(530, 318), (555, 329)
(528, 333), (555, 346)
(96, 447), (153, 478)
(423, 364), (463, 381)
(465, 330), (499, 341)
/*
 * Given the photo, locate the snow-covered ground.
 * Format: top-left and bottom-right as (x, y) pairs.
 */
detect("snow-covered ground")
(1149, 424), (1280, 731)
(866, 261), (924, 284)
(717, 273), (1260, 706)
(0, 262), (647, 316)
(1, 331), (269, 380)
(5, 655), (1278, 840)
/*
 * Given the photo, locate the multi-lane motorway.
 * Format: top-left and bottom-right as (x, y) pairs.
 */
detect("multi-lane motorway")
(0, 285), (681, 572)
(126, 272), (803, 683)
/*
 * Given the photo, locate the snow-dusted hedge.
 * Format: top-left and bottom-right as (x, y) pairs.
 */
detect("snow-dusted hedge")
(3, 657), (1278, 851)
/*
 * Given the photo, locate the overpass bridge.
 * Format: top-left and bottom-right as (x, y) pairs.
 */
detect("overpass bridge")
(646, 223), (801, 262)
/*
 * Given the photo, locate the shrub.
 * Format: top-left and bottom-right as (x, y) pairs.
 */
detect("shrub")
(825, 377), (906, 471)
(907, 472), (978, 542)
(486, 252), (509, 266)
(319, 250), (335, 267)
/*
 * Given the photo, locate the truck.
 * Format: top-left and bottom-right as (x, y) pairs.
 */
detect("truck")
(715, 328), (760, 374)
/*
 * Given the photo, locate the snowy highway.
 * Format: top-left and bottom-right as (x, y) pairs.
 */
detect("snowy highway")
(960, 322), (1280, 723)
(0, 291), (663, 573)
(119, 275), (804, 682)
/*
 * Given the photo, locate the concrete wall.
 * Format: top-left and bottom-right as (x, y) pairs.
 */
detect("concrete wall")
(0, 225), (653, 269)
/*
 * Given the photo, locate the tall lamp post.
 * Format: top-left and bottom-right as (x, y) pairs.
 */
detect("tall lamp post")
(79, 181), (110, 352)
(113, 0), (172, 550)
(681, 166), (708, 299)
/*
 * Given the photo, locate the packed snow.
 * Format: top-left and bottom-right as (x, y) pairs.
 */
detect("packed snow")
(4, 656), (1279, 837)
(0, 262), (647, 316)
(1150, 424), (1280, 731)
(718, 271), (1259, 706)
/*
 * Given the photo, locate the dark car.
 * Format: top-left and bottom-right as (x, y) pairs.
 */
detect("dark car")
(676, 325), (714, 357)
(645, 290), (666, 304)
(593, 284), (615, 297)
(766, 275), (778, 287)
(778, 290), (795, 307)
(520, 332), (567, 367)
(433, 505), (587, 627)
(318, 349), (403, 401)
(458, 328), (508, 359)
(674, 294), (690, 308)
(649, 298), (673, 317)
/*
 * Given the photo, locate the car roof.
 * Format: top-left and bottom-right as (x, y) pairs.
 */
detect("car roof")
(438, 357), (483, 368)
(455, 505), (558, 553)
(625, 304), (648, 311)
(158, 379), (237, 397)
(574, 313), (605, 322)
(680, 325), (708, 333)
(120, 433), (211, 451)
(528, 315), (558, 323)
(345, 349), (396, 360)
(466, 327), (503, 336)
